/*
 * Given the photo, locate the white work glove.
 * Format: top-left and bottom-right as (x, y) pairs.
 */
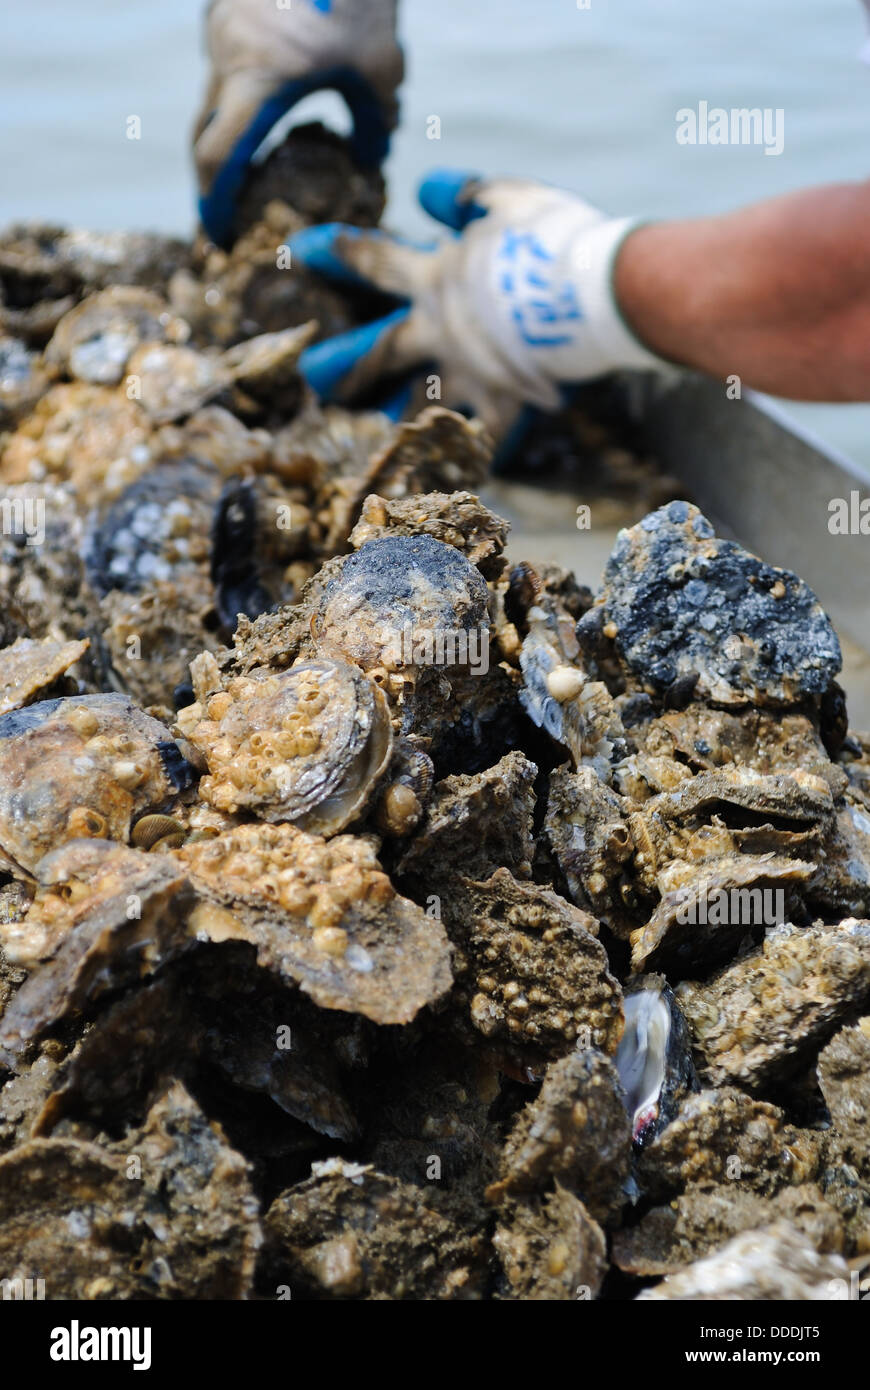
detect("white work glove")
(194, 0), (403, 246)
(289, 171), (666, 438)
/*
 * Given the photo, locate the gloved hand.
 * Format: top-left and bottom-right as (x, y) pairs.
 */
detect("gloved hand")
(289, 171), (667, 438)
(194, 0), (403, 247)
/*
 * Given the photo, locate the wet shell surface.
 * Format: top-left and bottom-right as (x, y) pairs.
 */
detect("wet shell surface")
(177, 821), (452, 1024)
(615, 974), (696, 1145)
(311, 533), (491, 678)
(180, 657), (392, 834)
(0, 694), (196, 877)
(578, 500), (842, 705)
(0, 635), (89, 716)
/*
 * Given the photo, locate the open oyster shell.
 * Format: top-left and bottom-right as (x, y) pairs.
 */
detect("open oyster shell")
(615, 975), (696, 1145)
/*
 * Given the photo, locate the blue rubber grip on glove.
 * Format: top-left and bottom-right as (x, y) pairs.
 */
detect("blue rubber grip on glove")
(199, 66), (392, 248)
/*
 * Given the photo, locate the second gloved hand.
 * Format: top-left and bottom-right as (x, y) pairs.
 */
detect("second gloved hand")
(195, 0), (403, 248)
(289, 171), (668, 439)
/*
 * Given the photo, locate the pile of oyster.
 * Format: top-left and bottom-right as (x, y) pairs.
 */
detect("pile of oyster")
(0, 129), (869, 1302)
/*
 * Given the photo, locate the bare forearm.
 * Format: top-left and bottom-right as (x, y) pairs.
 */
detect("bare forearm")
(614, 181), (870, 399)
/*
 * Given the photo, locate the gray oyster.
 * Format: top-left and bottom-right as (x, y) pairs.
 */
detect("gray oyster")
(544, 766), (639, 938)
(311, 533), (491, 684)
(817, 1019), (870, 1161)
(578, 500), (842, 705)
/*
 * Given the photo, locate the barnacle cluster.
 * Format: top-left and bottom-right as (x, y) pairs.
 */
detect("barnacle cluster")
(0, 127), (868, 1302)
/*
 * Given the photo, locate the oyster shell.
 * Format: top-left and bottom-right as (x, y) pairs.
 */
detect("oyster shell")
(0, 336), (52, 425)
(0, 222), (192, 347)
(44, 285), (188, 385)
(0, 635), (88, 715)
(817, 1019), (870, 1163)
(625, 701), (832, 777)
(614, 1185), (844, 1278)
(348, 490), (509, 578)
(544, 766), (639, 937)
(578, 500), (842, 705)
(448, 868), (623, 1061)
(396, 751), (537, 889)
(0, 839), (193, 1058)
(636, 1086), (819, 1200)
(360, 407), (491, 504)
(519, 600), (624, 775)
(235, 123), (387, 241)
(0, 694), (196, 877)
(311, 533), (491, 690)
(177, 822), (452, 1025)
(181, 658), (392, 834)
(487, 1049), (632, 1225)
(676, 919), (870, 1089)
(629, 852), (817, 975)
(83, 459), (218, 599)
(0, 1081), (260, 1299)
(493, 1187), (607, 1300)
(264, 1160), (485, 1301)
(636, 1220), (850, 1300)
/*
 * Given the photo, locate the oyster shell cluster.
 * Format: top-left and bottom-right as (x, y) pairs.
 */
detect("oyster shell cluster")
(1, 126), (869, 1303)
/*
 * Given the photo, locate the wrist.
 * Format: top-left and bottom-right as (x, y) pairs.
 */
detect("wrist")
(611, 220), (691, 369)
(575, 216), (671, 374)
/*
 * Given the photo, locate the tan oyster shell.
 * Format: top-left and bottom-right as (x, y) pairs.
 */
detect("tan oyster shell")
(0, 635), (88, 715)
(0, 694), (192, 877)
(183, 658), (392, 835)
(0, 839), (193, 1057)
(44, 286), (188, 385)
(676, 918), (870, 1089)
(177, 821), (452, 1024)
